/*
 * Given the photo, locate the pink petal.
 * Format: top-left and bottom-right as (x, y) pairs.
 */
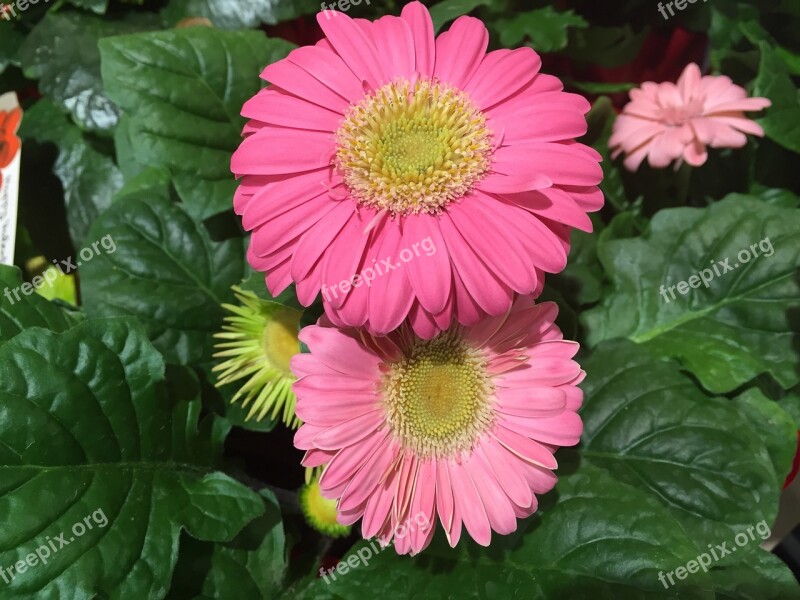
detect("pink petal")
(439, 213), (513, 316)
(493, 426), (558, 469)
(287, 45), (366, 103)
(466, 453), (517, 534)
(479, 439), (532, 509)
(316, 11), (385, 88)
(448, 197), (535, 293)
(298, 326), (381, 377)
(502, 411), (583, 447)
(497, 387), (567, 418)
(260, 60), (349, 112)
(373, 16), (416, 80)
(320, 431), (388, 491)
(339, 434), (397, 512)
(400, 1), (435, 76)
(367, 223), (416, 334)
(433, 16), (488, 88)
(493, 142), (602, 186)
(291, 200), (355, 281)
(231, 129), (334, 176)
(320, 210), (375, 309)
(241, 169), (335, 231)
(464, 47), (541, 110)
(241, 88), (343, 131)
(447, 462), (492, 546)
(403, 214), (452, 315)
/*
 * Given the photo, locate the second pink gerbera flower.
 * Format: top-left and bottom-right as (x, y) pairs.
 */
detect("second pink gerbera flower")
(232, 1), (603, 338)
(610, 62), (771, 171)
(293, 297), (584, 555)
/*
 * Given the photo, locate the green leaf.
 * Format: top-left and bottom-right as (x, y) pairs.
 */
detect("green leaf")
(0, 23), (24, 74)
(732, 388), (798, 481)
(66, 0), (110, 14)
(18, 99), (123, 247)
(566, 80), (635, 95)
(494, 6), (587, 52)
(710, 550), (800, 600)
(168, 489), (286, 599)
(754, 42), (800, 154)
(428, 0), (489, 32)
(100, 28), (294, 220)
(295, 462), (712, 599)
(583, 195), (800, 394)
(554, 219), (604, 307)
(563, 24), (649, 68)
(581, 340), (783, 547)
(0, 319), (264, 598)
(161, 0), (317, 29)
(778, 394), (800, 429)
(19, 12), (158, 135)
(114, 166), (173, 204)
(0, 265), (78, 344)
(80, 192), (245, 366)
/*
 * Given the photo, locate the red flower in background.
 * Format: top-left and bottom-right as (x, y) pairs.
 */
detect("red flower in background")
(543, 27), (708, 109)
(786, 432), (800, 490)
(0, 107), (23, 189)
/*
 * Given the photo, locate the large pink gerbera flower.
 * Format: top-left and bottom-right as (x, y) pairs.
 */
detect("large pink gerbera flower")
(292, 297), (584, 555)
(232, 2), (603, 338)
(610, 63), (771, 171)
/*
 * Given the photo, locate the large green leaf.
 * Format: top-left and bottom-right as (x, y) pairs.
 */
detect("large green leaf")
(294, 462), (711, 600)
(493, 6), (587, 52)
(428, 0), (489, 32)
(18, 99), (123, 247)
(754, 42), (800, 154)
(80, 193), (245, 366)
(0, 266), (78, 345)
(0, 319), (264, 598)
(168, 489), (286, 599)
(19, 12), (157, 135)
(732, 388), (798, 481)
(710, 550), (800, 600)
(99, 28), (294, 220)
(583, 195), (800, 394)
(581, 341), (783, 549)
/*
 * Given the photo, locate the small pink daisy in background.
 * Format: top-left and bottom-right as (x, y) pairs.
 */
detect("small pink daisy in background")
(292, 297), (584, 555)
(232, 1), (603, 339)
(610, 62), (771, 171)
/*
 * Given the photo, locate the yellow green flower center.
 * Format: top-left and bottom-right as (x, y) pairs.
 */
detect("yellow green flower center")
(383, 333), (494, 459)
(262, 308), (301, 376)
(300, 477), (351, 538)
(213, 288), (302, 425)
(335, 78), (493, 215)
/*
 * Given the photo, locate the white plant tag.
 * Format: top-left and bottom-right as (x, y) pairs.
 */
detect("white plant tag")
(0, 92), (22, 267)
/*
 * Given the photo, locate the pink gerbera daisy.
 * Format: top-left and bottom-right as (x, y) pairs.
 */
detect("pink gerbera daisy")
(292, 297), (584, 555)
(232, 2), (603, 339)
(610, 62), (771, 171)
